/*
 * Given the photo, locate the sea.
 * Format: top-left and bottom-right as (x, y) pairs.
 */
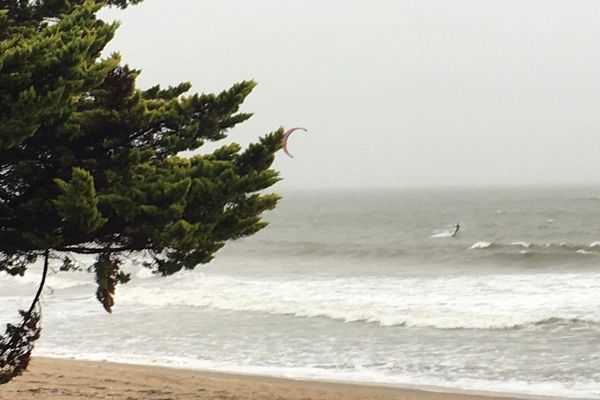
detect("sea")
(1, 186), (599, 399)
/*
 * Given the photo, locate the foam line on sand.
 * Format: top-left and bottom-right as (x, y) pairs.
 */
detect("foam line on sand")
(0, 357), (558, 400)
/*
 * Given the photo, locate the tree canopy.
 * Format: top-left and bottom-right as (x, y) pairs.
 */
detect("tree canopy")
(0, 0), (283, 383)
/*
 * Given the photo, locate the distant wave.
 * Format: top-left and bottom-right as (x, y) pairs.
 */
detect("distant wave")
(117, 272), (600, 330)
(470, 241), (494, 249)
(240, 239), (407, 260)
(469, 240), (600, 256)
(221, 236), (600, 263)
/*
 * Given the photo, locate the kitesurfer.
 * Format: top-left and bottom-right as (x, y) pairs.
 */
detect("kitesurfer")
(452, 222), (460, 236)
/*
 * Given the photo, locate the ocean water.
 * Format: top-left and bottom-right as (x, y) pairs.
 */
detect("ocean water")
(1, 187), (600, 398)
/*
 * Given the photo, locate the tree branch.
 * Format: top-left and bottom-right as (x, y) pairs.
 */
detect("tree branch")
(0, 250), (49, 384)
(55, 246), (130, 254)
(27, 250), (50, 315)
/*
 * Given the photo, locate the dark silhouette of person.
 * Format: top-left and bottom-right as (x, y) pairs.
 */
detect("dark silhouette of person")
(452, 222), (460, 236)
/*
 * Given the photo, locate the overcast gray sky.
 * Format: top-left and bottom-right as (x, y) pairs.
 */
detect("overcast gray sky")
(100, 0), (600, 190)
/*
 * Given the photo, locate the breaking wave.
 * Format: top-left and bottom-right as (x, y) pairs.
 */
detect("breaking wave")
(469, 240), (600, 256)
(116, 271), (600, 330)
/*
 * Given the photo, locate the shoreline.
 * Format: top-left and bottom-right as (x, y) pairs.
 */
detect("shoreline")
(0, 357), (561, 400)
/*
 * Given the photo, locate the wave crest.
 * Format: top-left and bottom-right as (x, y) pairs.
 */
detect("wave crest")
(469, 240), (600, 256)
(117, 272), (600, 330)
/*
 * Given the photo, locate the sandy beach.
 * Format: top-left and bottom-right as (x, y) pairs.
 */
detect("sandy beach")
(0, 357), (531, 400)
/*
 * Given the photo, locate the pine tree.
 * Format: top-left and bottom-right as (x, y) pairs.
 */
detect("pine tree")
(0, 0), (283, 383)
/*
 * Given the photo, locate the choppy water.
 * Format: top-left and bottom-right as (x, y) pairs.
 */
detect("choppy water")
(2, 187), (600, 398)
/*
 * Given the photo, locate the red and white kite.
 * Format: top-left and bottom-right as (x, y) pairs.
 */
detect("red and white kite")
(282, 127), (307, 158)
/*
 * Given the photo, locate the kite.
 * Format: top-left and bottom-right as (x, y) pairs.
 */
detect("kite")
(282, 127), (307, 158)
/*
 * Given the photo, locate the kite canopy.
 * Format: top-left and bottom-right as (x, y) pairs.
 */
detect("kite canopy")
(282, 127), (307, 158)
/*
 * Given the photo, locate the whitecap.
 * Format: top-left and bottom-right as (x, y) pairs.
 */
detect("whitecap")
(470, 241), (492, 250)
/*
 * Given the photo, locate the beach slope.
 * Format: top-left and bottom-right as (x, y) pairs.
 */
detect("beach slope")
(0, 357), (526, 400)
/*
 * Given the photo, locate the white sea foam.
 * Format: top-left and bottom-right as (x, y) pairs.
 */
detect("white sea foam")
(510, 241), (531, 248)
(430, 231), (454, 238)
(115, 271), (600, 330)
(469, 241), (492, 249)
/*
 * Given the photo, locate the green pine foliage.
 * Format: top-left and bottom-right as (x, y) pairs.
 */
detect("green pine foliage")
(0, 0), (284, 382)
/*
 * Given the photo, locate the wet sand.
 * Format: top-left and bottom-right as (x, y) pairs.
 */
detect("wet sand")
(0, 357), (528, 400)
